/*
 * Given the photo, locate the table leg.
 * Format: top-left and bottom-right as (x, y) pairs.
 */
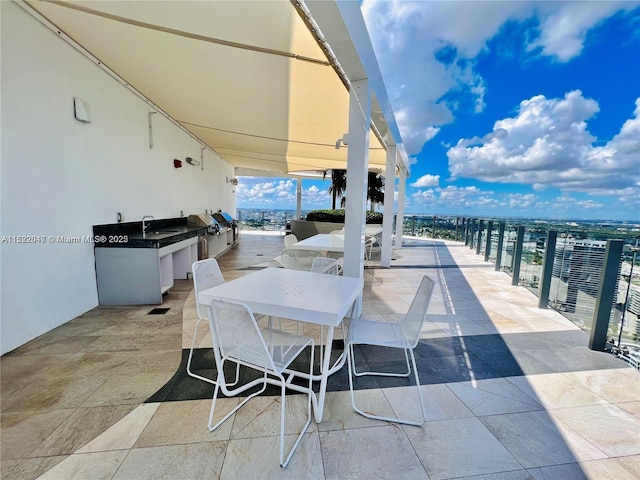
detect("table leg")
(314, 325), (335, 423)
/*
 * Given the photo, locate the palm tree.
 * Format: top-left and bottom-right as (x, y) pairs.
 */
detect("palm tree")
(327, 169), (347, 210)
(367, 171), (384, 211)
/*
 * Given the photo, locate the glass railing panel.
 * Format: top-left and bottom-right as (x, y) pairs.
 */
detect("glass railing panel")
(517, 231), (541, 295)
(404, 215), (426, 236)
(487, 230), (500, 264)
(478, 227), (487, 256)
(548, 237), (611, 332)
(611, 247), (640, 354)
(402, 216), (463, 240)
(500, 227), (517, 277)
(434, 217), (460, 240)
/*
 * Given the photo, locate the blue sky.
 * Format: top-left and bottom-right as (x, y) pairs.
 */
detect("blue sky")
(237, 1), (640, 221)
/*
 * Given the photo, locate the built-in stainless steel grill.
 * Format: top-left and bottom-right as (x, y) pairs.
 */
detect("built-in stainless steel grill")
(213, 211), (238, 244)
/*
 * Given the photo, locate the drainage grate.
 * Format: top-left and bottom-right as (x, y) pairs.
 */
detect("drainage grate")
(148, 308), (170, 315)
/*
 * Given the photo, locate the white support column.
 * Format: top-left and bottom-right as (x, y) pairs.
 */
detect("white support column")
(343, 79), (370, 318)
(296, 178), (302, 220)
(394, 167), (407, 248)
(381, 145), (396, 267)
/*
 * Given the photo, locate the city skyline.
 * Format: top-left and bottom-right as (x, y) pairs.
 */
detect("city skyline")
(237, 1), (640, 222)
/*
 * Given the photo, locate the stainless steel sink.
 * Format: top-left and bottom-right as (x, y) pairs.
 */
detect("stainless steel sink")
(143, 230), (181, 239)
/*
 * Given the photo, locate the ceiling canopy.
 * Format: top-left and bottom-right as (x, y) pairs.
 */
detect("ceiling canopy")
(26, 0), (394, 175)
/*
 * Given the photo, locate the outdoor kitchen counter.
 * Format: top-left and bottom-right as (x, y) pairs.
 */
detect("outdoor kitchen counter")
(93, 219), (207, 248)
(93, 218), (205, 305)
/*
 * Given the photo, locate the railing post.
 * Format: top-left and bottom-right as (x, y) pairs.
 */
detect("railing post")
(511, 226), (525, 286)
(464, 218), (470, 245)
(476, 219), (484, 254)
(455, 217), (460, 242)
(484, 220), (494, 262)
(432, 215), (436, 239)
(495, 221), (505, 271)
(589, 240), (623, 351)
(538, 230), (558, 308)
(469, 219), (476, 249)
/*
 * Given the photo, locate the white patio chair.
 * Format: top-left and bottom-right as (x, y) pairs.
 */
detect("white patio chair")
(280, 248), (326, 270)
(188, 259), (235, 385)
(364, 236), (381, 260)
(207, 299), (314, 468)
(269, 256), (285, 268)
(283, 233), (298, 249)
(269, 235), (301, 267)
(347, 275), (434, 425)
(311, 256), (340, 275)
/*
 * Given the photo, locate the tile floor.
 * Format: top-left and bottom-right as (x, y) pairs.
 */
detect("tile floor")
(1, 231), (639, 479)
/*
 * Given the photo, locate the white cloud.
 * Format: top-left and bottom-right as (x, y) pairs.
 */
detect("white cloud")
(411, 188), (438, 204)
(475, 196), (500, 209)
(508, 193), (540, 209)
(405, 182), (628, 217)
(362, 1), (639, 154)
(362, 1), (530, 154)
(438, 185), (485, 204)
(411, 184), (497, 210)
(236, 179), (295, 205)
(236, 178), (330, 208)
(531, 1), (639, 61)
(447, 92), (640, 197)
(549, 194), (605, 214)
(302, 184), (331, 208)
(410, 174), (440, 188)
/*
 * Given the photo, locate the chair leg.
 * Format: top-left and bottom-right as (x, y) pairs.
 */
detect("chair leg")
(347, 343), (426, 426)
(208, 369), (267, 432)
(408, 349), (428, 424)
(279, 381), (286, 467)
(188, 318), (240, 386)
(279, 342), (314, 468)
(319, 325), (324, 373)
(187, 317), (216, 385)
(208, 352), (315, 468)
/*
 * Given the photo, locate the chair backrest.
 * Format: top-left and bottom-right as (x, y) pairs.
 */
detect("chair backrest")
(208, 299), (276, 372)
(283, 233), (299, 249)
(311, 257), (339, 275)
(280, 249), (326, 270)
(192, 259), (225, 320)
(401, 276), (435, 348)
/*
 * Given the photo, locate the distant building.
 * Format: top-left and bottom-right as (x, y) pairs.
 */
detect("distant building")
(629, 289), (640, 316)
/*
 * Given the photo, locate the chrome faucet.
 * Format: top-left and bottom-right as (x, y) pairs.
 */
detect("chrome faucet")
(142, 215), (154, 236)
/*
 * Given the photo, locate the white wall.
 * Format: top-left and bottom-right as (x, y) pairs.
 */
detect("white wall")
(0, 2), (236, 355)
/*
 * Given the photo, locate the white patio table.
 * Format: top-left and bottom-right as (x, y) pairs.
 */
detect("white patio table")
(291, 233), (345, 253)
(198, 267), (363, 422)
(292, 230), (382, 261)
(291, 227), (383, 253)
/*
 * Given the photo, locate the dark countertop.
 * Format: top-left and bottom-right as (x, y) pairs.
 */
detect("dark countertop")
(93, 218), (208, 248)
